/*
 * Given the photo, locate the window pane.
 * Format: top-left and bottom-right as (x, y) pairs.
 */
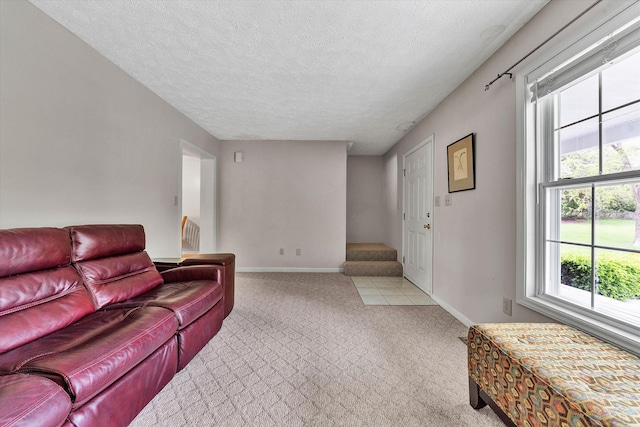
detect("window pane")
(594, 181), (639, 249)
(602, 51), (640, 112)
(593, 249), (640, 327)
(552, 186), (593, 245)
(558, 74), (599, 127)
(553, 243), (592, 309)
(558, 118), (599, 179)
(602, 103), (640, 174)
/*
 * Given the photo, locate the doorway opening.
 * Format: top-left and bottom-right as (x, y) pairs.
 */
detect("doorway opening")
(181, 140), (216, 255)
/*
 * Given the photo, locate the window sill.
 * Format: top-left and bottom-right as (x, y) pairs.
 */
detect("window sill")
(517, 295), (640, 357)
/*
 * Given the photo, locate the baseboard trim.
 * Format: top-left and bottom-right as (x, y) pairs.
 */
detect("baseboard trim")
(429, 294), (474, 327)
(235, 269), (475, 325)
(237, 267), (345, 273)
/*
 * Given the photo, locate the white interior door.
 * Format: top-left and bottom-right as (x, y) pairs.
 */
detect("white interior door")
(403, 136), (434, 293)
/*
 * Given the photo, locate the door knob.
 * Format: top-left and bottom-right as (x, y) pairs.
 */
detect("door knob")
(424, 224), (431, 229)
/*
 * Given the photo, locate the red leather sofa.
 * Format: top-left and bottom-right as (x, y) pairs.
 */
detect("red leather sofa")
(0, 224), (235, 427)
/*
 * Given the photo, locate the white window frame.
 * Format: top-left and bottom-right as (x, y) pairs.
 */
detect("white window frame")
(516, 1), (640, 356)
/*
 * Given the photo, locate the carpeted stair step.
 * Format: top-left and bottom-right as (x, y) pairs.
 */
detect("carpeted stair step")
(346, 243), (397, 261)
(344, 260), (403, 277)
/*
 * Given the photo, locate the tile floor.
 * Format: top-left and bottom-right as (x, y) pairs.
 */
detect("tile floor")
(350, 276), (439, 306)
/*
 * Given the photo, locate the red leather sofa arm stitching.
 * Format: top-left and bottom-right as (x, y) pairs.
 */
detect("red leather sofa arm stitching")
(160, 265), (225, 284)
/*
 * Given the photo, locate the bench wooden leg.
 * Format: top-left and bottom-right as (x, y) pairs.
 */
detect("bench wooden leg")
(469, 377), (487, 409)
(469, 376), (518, 427)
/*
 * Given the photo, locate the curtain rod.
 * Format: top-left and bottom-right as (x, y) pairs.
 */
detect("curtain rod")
(484, 0), (602, 91)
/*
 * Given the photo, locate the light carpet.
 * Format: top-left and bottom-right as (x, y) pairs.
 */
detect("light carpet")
(130, 273), (503, 426)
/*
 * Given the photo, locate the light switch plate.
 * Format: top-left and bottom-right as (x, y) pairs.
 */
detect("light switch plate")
(434, 196), (440, 206)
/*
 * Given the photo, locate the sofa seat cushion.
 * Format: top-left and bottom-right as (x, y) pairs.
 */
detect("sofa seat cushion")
(0, 373), (72, 427)
(0, 306), (178, 408)
(67, 338), (178, 427)
(110, 280), (223, 329)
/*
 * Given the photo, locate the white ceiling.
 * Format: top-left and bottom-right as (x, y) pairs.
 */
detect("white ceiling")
(29, 0), (549, 155)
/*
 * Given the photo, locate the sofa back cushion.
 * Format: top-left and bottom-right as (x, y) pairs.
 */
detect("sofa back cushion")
(0, 228), (96, 354)
(67, 225), (163, 308)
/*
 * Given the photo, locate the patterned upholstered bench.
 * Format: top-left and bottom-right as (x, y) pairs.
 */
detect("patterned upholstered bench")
(468, 323), (640, 427)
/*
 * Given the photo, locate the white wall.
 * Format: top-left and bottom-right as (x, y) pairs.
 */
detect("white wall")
(218, 140), (347, 270)
(0, 0), (599, 326)
(383, 1), (598, 325)
(0, 1), (220, 257)
(182, 155), (201, 222)
(346, 156), (386, 244)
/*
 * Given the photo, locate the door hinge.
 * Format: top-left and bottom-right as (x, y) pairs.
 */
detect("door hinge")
(403, 213), (405, 220)
(403, 169), (406, 177)
(402, 256), (405, 263)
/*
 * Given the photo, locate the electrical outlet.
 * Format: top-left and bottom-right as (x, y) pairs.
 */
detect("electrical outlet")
(279, 248), (284, 255)
(445, 194), (452, 206)
(296, 248), (301, 256)
(502, 297), (512, 316)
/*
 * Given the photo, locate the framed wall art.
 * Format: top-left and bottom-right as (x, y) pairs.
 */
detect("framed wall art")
(447, 133), (475, 193)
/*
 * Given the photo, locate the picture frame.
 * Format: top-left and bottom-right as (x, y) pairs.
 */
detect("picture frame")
(447, 133), (475, 193)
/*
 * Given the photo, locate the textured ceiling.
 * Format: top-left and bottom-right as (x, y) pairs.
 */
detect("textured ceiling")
(29, 0), (549, 155)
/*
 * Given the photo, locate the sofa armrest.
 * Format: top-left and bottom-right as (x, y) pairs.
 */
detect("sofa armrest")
(161, 264), (234, 317)
(175, 254), (235, 318)
(161, 265), (224, 285)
